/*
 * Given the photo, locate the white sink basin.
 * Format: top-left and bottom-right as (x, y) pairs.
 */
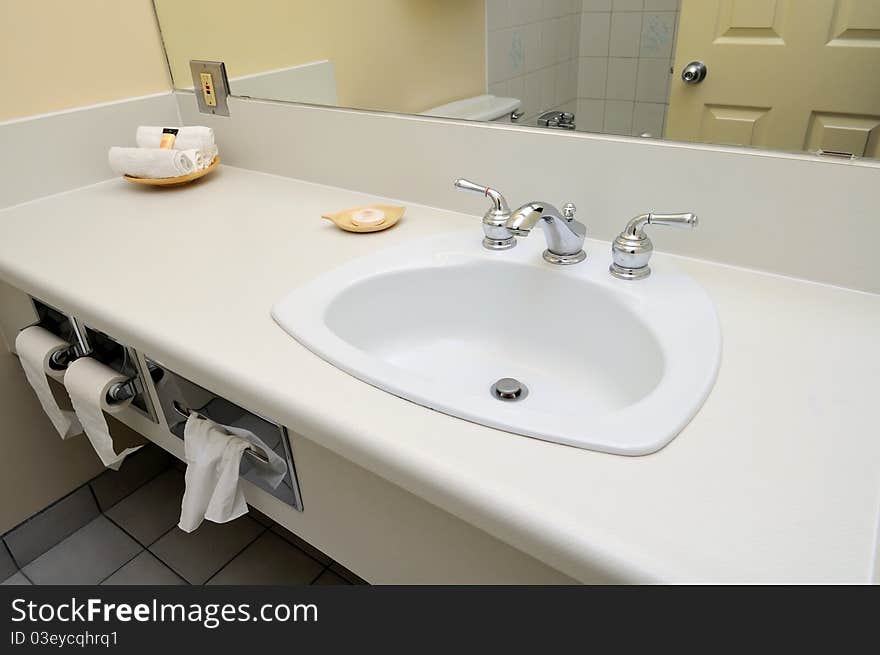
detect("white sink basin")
(272, 230), (720, 455)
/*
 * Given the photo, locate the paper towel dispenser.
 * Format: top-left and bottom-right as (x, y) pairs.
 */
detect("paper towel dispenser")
(145, 357), (304, 512)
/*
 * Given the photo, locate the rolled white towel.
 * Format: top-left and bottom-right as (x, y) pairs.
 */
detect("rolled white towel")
(194, 144), (219, 170)
(108, 147), (196, 179)
(136, 125), (215, 150)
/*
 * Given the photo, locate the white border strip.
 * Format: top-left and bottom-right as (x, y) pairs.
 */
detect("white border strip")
(0, 91), (175, 127)
(178, 90), (880, 171)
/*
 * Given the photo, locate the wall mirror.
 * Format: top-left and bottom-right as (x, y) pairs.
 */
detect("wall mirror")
(153, 0), (880, 160)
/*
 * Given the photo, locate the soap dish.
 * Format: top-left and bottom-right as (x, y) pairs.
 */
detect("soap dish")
(123, 156), (220, 186)
(322, 205), (405, 233)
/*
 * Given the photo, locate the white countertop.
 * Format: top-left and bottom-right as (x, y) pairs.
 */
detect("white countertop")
(1, 165), (878, 583)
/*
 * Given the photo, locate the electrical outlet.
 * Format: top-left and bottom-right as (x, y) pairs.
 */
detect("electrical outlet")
(199, 72), (217, 107)
(189, 60), (230, 116)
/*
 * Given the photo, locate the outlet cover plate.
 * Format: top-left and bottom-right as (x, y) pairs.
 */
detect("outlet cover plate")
(189, 60), (230, 116)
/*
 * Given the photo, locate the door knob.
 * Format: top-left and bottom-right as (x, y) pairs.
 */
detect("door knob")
(681, 61), (707, 85)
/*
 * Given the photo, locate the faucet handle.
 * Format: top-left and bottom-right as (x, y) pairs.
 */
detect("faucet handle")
(454, 177), (489, 195)
(453, 178), (510, 215)
(454, 178), (515, 251)
(640, 212), (698, 230)
(610, 211), (699, 280)
(562, 203), (577, 220)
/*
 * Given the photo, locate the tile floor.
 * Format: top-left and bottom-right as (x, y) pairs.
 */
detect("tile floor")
(1, 464), (365, 586)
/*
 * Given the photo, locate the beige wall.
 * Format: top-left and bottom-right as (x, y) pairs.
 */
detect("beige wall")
(0, 0), (170, 529)
(0, 0), (170, 121)
(0, 283), (104, 534)
(155, 0), (486, 114)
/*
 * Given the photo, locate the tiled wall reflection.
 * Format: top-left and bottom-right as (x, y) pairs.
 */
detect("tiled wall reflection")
(487, 1), (680, 136)
(578, 0), (680, 137)
(486, 0), (583, 124)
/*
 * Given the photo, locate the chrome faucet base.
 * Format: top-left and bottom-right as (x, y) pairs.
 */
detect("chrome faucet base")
(544, 249), (585, 265)
(609, 262), (651, 280)
(484, 236), (516, 250)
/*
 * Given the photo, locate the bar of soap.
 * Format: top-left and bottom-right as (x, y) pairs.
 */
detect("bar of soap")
(322, 205), (405, 233)
(350, 208), (385, 226)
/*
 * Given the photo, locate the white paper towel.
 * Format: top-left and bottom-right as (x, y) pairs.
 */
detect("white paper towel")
(63, 357), (143, 470)
(179, 414), (286, 533)
(15, 326), (82, 439)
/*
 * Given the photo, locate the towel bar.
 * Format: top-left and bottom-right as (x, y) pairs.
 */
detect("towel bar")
(171, 400), (272, 465)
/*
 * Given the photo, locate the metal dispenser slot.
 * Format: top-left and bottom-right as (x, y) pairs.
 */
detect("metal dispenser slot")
(145, 357), (303, 512)
(30, 298), (90, 370)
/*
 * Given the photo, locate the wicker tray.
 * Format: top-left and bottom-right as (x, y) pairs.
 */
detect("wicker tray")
(123, 157), (220, 186)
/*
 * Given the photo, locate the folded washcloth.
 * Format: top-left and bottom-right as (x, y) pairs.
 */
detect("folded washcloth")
(108, 146), (197, 178)
(136, 125), (215, 151)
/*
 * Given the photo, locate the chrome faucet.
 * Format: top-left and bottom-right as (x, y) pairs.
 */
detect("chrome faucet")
(454, 179), (587, 264)
(537, 110), (576, 130)
(506, 201), (587, 265)
(453, 178), (516, 250)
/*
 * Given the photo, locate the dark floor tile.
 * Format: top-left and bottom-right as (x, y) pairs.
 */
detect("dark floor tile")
(312, 570), (350, 585)
(4, 486), (99, 566)
(22, 516), (142, 585)
(207, 532), (324, 585)
(2, 572), (31, 586)
(149, 516), (263, 584)
(0, 543), (16, 580)
(105, 469), (185, 546)
(270, 524), (332, 566)
(248, 506), (274, 527)
(90, 444), (173, 511)
(102, 551), (186, 586)
(329, 562), (369, 585)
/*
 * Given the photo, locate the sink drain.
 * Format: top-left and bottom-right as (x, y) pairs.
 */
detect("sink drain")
(491, 377), (528, 402)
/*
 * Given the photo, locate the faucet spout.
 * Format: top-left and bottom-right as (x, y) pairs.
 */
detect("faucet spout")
(505, 202), (547, 235)
(506, 201), (587, 265)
